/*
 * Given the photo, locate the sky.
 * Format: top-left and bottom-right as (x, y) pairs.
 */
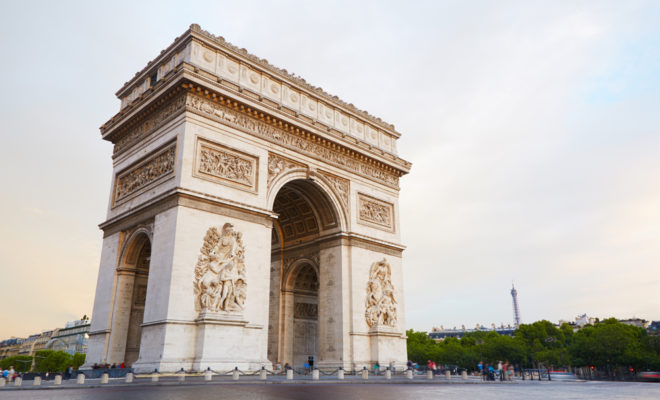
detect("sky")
(0, 0), (658, 339)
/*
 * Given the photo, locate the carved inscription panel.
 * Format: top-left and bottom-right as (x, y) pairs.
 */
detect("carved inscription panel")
(194, 137), (258, 192)
(114, 143), (176, 205)
(294, 302), (318, 320)
(357, 193), (394, 231)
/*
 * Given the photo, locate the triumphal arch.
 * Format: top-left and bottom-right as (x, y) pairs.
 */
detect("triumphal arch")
(85, 25), (411, 373)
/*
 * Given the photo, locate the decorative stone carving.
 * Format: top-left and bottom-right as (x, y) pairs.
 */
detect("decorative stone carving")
(194, 138), (258, 192)
(267, 153), (305, 188)
(193, 223), (247, 313)
(365, 259), (397, 328)
(294, 302), (318, 320)
(357, 193), (394, 231)
(186, 92), (400, 189)
(114, 93), (187, 155)
(319, 170), (349, 212)
(114, 143), (176, 204)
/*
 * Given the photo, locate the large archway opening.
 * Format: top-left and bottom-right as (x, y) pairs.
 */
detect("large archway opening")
(268, 179), (341, 370)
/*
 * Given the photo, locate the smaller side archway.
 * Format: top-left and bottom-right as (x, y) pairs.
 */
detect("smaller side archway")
(107, 228), (152, 366)
(282, 261), (320, 369)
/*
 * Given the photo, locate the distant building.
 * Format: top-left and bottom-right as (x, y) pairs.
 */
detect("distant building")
(648, 321), (660, 335)
(46, 319), (90, 355)
(0, 338), (23, 359)
(428, 323), (516, 341)
(559, 313), (596, 329)
(619, 318), (649, 329)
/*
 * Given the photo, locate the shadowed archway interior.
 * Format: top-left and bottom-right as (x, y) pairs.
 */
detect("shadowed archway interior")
(123, 234), (151, 367)
(268, 179), (340, 368)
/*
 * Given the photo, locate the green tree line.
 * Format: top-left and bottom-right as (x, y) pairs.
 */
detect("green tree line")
(407, 318), (660, 371)
(1, 350), (86, 373)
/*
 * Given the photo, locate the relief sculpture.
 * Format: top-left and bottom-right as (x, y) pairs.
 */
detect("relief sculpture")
(114, 144), (176, 203)
(358, 193), (394, 231)
(267, 153), (305, 188)
(199, 146), (253, 186)
(194, 138), (257, 191)
(365, 259), (397, 328)
(194, 223), (247, 313)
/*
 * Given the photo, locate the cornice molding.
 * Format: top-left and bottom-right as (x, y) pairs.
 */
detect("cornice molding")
(116, 24), (400, 137)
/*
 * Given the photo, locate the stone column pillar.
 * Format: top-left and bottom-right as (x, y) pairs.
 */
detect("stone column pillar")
(107, 269), (136, 364)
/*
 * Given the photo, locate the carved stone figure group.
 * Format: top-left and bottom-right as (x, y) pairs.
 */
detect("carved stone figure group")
(194, 223), (247, 313)
(365, 259), (397, 328)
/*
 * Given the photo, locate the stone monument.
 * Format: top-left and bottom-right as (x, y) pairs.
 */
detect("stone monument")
(84, 24), (412, 372)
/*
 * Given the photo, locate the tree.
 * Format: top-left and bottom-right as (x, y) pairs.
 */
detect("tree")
(72, 353), (86, 369)
(34, 350), (73, 373)
(570, 319), (647, 369)
(0, 355), (32, 372)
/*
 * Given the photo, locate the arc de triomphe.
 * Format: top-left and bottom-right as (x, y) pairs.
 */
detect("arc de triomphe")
(85, 24), (411, 373)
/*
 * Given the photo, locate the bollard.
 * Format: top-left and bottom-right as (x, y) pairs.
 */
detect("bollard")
(260, 367), (267, 381)
(427, 370), (433, 380)
(232, 367), (239, 381)
(33, 376), (42, 386)
(445, 370), (451, 380)
(286, 369), (293, 380)
(151, 369), (159, 382)
(0, 377), (5, 387)
(178, 368), (186, 382)
(14, 377), (22, 386)
(461, 370), (468, 380)
(101, 373), (109, 384)
(204, 368), (213, 381)
(337, 367), (344, 380)
(406, 369), (413, 380)
(54, 374), (62, 385)
(125, 373), (134, 383)
(312, 369), (319, 380)
(77, 373), (86, 384)
(385, 368), (392, 380)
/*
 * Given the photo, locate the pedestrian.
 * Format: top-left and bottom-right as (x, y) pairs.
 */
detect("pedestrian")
(407, 360), (413, 370)
(374, 362), (379, 375)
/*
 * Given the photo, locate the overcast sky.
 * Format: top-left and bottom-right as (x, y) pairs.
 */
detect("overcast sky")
(0, 1), (658, 339)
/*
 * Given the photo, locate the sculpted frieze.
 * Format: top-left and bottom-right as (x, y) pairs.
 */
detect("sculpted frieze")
(185, 93), (399, 189)
(114, 93), (187, 155)
(357, 193), (394, 231)
(267, 153), (306, 188)
(193, 223), (247, 313)
(365, 259), (397, 328)
(114, 143), (176, 204)
(194, 138), (258, 192)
